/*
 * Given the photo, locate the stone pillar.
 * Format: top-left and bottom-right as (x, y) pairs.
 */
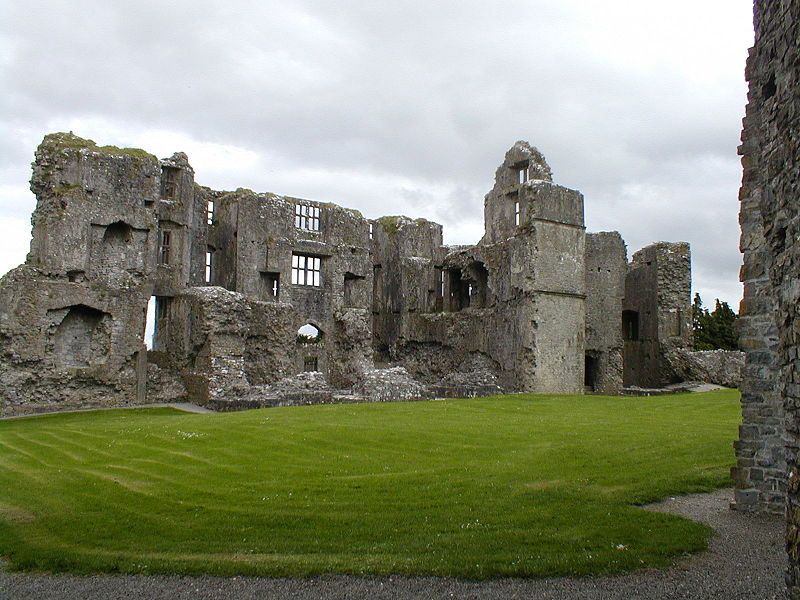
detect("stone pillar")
(731, 43), (783, 514)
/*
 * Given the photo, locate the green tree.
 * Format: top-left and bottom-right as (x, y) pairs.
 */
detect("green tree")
(692, 293), (739, 351)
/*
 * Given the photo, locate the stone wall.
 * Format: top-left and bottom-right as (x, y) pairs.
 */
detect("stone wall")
(731, 1), (787, 516)
(585, 232), (627, 394)
(207, 191), (373, 390)
(738, 0), (800, 593)
(0, 134), (160, 416)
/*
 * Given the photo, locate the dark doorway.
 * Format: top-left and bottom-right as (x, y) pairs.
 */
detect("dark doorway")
(585, 354), (598, 390)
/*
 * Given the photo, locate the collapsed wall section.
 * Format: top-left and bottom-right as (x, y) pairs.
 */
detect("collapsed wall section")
(153, 286), (296, 409)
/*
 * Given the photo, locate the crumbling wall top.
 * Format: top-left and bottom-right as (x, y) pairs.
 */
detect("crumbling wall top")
(493, 140), (553, 188)
(160, 151), (193, 174)
(39, 132), (157, 161)
(374, 215), (439, 235)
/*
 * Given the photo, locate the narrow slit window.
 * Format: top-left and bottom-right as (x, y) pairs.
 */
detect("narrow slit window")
(158, 231), (171, 264)
(260, 272), (280, 301)
(291, 253), (321, 286)
(295, 204), (320, 231)
(207, 200), (215, 226)
(369, 223), (373, 240)
(514, 201), (520, 226)
(205, 250), (213, 283)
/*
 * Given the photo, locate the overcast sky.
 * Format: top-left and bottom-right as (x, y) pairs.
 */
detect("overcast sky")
(1, 0), (754, 308)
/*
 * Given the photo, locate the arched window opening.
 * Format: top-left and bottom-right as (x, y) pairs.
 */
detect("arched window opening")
(297, 323), (323, 344)
(102, 221), (133, 243)
(52, 304), (109, 367)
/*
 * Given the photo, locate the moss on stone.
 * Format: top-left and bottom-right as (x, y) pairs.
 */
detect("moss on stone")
(377, 215), (409, 235)
(219, 187), (258, 198)
(96, 145), (156, 160)
(42, 132), (96, 150)
(53, 184), (80, 195)
(42, 132), (157, 161)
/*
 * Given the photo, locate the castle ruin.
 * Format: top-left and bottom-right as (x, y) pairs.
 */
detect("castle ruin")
(0, 134), (695, 416)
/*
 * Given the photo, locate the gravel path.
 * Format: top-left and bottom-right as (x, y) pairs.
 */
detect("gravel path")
(0, 488), (784, 600)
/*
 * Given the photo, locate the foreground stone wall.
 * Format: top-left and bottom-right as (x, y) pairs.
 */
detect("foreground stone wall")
(737, 0), (800, 594)
(732, 3), (785, 512)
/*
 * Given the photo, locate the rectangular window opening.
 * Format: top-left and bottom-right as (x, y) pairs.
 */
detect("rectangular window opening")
(291, 253), (321, 287)
(260, 272), (280, 300)
(304, 356), (318, 372)
(207, 200), (215, 226)
(205, 250), (213, 283)
(514, 201), (520, 227)
(295, 204), (321, 231)
(158, 230), (171, 265)
(160, 166), (179, 199)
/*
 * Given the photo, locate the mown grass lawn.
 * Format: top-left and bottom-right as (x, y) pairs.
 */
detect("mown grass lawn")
(0, 390), (740, 579)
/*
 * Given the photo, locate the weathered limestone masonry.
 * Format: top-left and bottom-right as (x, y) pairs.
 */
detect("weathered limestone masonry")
(622, 242), (693, 389)
(0, 135), (697, 415)
(732, 0), (795, 522)
(585, 232), (626, 394)
(732, 28), (784, 513)
(0, 135), (165, 414)
(734, 0), (800, 593)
